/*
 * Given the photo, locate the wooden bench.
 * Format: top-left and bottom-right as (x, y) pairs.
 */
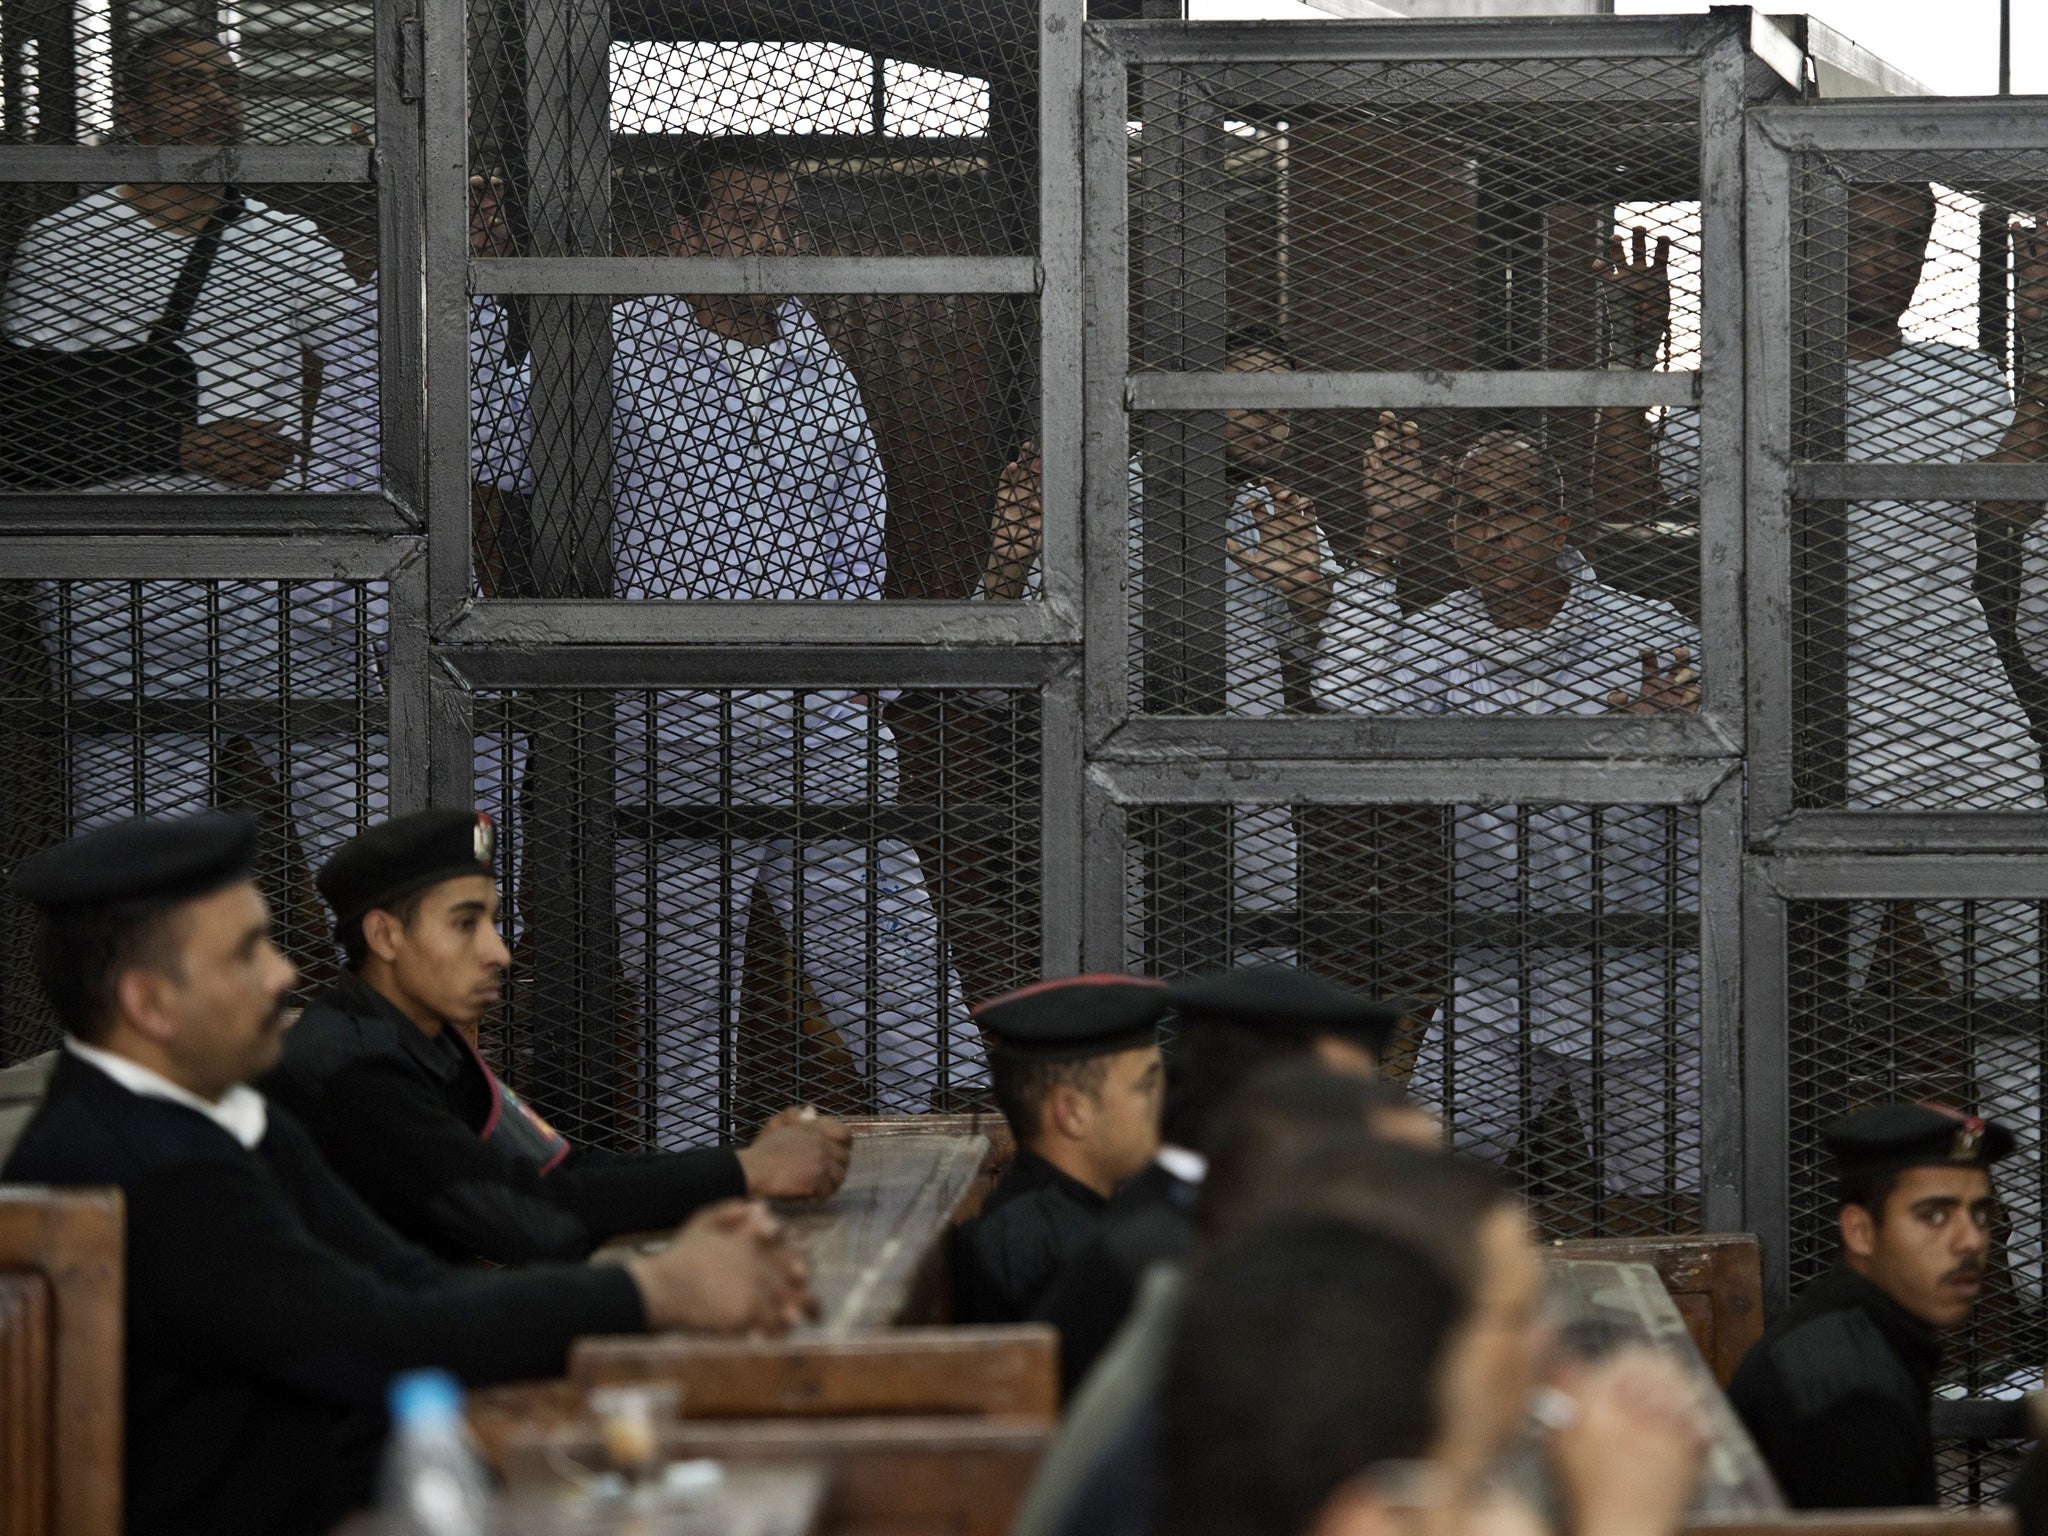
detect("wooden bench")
(1549, 1234), (1764, 1388)
(599, 1121), (999, 1331)
(571, 1325), (1059, 1421)
(496, 1415), (1049, 1536)
(0, 1187), (122, 1536)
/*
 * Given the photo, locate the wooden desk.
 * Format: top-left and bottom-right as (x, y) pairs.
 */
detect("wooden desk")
(336, 1463), (830, 1536)
(1551, 1235), (1764, 1388)
(602, 1130), (990, 1334)
(570, 1326), (1059, 1421)
(1545, 1258), (1784, 1516)
(1686, 1514), (2015, 1536)
(0, 1187), (122, 1536)
(498, 1417), (1047, 1536)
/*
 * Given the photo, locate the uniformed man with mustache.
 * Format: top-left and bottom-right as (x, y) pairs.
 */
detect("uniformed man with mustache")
(1729, 1102), (2014, 1507)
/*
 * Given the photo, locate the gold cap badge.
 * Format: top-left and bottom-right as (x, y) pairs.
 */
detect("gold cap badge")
(474, 812), (496, 865)
(1952, 1118), (1984, 1161)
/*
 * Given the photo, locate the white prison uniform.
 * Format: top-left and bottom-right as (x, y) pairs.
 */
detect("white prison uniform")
(1663, 344), (2041, 809)
(1002, 464), (1339, 961)
(1314, 561), (1702, 1195)
(277, 288), (539, 871)
(481, 295), (977, 1144)
(1666, 348), (2043, 1231)
(3, 189), (356, 831)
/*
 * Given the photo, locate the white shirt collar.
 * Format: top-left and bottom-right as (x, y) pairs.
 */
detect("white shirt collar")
(1155, 1144), (1208, 1186)
(65, 1039), (268, 1150)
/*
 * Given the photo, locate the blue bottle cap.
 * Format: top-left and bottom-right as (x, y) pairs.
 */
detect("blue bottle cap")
(388, 1368), (464, 1424)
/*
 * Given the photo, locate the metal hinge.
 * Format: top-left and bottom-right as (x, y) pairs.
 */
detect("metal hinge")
(399, 5), (424, 105)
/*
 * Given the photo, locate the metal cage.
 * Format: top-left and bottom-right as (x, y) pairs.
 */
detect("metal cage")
(4, 2), (2048, 1489)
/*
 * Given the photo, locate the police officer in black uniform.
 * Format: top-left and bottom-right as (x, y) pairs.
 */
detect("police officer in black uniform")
(2, 811), (812, 1536)
(263, 808), (852, 1264)
(1032, 964), (1403, 1393)
(1729, 1101), (2014, 1508)
(952, 974), (1170, 1323)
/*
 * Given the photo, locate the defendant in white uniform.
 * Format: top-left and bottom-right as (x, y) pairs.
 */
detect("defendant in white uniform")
(490, 141), (979, 1145)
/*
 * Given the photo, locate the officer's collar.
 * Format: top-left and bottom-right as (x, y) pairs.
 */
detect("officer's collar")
(1817, 1264), (1943, 1376)
(1010, 1147), (1111, 1211)
(327, 970), (462, 1081)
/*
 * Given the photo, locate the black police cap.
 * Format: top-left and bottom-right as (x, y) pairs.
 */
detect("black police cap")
(971, 973), (1170, 1062)
(1167, 964), (1403, 1055)
(10, 810), (258, 910)
(318, 808), (497, 927)
(1825, 1101), (2016, 1187)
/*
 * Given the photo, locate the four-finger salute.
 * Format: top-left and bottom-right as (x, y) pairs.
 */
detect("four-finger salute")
(1606, 646), (1700, 716)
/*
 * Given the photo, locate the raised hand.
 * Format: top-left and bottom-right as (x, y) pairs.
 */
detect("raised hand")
(1228, 481), (1331, 615)
(1592, 226), (1672, 371)
(982, 441), (1043, 599)
(469, 173), (512, 259)
(1359, 410), (1444, 577)
(1547, 1348), (1707, 1536)
(1606, 647), (1700, 715)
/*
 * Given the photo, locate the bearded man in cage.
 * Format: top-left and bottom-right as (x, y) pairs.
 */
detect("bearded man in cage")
(1309, 399), (1702, 1220)
(478, 137), (980, 1147)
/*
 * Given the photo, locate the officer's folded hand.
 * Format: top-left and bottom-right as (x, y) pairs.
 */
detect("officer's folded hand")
(625, 1199), (816, 1335)
(736, 1105), (855, 1202)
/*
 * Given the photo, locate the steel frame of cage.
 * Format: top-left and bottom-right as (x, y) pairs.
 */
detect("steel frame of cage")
(1077, 12), (1788, 1254)
(3, 0), (2047, 1321)
(1743, 99), (2048, 1313)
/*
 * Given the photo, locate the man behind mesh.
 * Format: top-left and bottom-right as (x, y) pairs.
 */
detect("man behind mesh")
(981, 328), (1342, 964)
(2, 28), (360, 858)
(480, 138), (979, 1144)
(1312, 427), (1702, 1212)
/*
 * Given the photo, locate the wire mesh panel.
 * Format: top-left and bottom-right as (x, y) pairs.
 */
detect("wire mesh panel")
(1125, 796), (1701, 1239)
(1786, 894), (2048, 1496)
(1125, 57), (1708, 372)
(459, 0), (1044, 600)
(0, 575), (391, 1060)
(1122, 406), (1702, 718)
(471, 683), (1038, 1148)
(1107, 44), (1755, 724)
(1774, 148), (2048, 811)
(469, 288), (1039, 600)
(0, 11), (383, 496)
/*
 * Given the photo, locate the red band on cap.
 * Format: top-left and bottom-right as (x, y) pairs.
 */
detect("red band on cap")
(970, 971), (1168, 1020)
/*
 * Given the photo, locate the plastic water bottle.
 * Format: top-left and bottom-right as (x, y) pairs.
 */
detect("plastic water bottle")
(379, 1369), (494, 1536)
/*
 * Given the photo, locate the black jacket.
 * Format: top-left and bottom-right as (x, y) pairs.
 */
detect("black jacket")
(264, 973), (746, 1262)
(2, 1051), (644, 1536)
(952, 1150), (1109, 1324)
(1032, 1158), (1199, 1394)
(1728, 1265), (1941, 1509)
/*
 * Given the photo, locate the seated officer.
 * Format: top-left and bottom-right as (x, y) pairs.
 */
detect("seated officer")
(264, 808), (853, 1263)
(1729, 1101), (2014, 1509)
(1033, 963), (1401, 1393)
(1, 811), (812, 1536)
(953, 975), (1170, 1323)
